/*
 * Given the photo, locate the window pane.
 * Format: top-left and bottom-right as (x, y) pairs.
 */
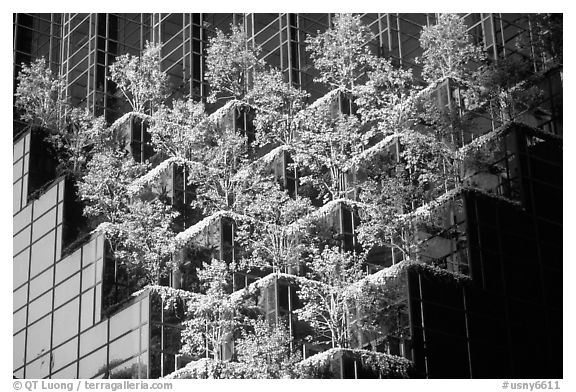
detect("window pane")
(109, 356), (140, 379)
(13, 205), (32, 235)
(14, 284), (28, 312)
(55, 248), (81, 284)
(26, 314), (51, 364)
(55, 272), (81, 308)
(13, 248), (30, 289)
(82, 263), (96, 291)
(80, 321), (107, 357)
(82, 239), (97, 266)
(53, 297), (80, 347)
(80, 288), (94, 332)
(110, 301), (141, 341)
(26, 352), (51, 379)
(13, 179), (22, 213)
(109, 328), (141, 365)
(13, 330), (26, 370)
(28, 289), (53, 324)
(13, 226), (30, 257)
(52, 337), (79, 374)
(13, 307), (27, 334)
(29, 266), (53, 301)
(30, 230), (56, 277)
(32, 208), (56, 242)
(33, 184), (58, 219)
(78, 346), (107, 379)
(51, 362), (77, 379)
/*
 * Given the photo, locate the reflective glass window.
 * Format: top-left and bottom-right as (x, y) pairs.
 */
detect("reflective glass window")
(110, 301), (141, 341)
(28, 289), (53, 324)
(52, 337), (79, 374)
(109, 356), (140, 379)
(14, 138), (24, 162)
(13, 367), (24, 379)
(109, 329), (141, 365)
(32, 208), (56, 242)
(29, 266), (53, 301)
(80, 321), (108, 357)
(55, 225), (62, 260)
(80, 289), (94, 332)
(30, 230), (56, 277)
(13, 306), (27, 334)
(57, 203), (63, 224)
(26, 314), (51, 363)
(82, 263), (96, 291)
(78, 346), (107, 379)
(13, 226), (31, 257)
(26, 352), (51, 379)
(140, 323), (149, 353)
(13, 284), (28, 312)
(55, 272), (81, 308)
(95, 258), (103, 285)
(82, 239), (97, 266)
(33, 184), (58, 219)
(55, 247), (81, 284)
(51, 362), (77, 379)
(13, 205), (32, 234)
(53, 297), (80, 347)
(20, 175), (28, 208)
(13, 330), (26, 370)
(140, 295), (149, 321)
(13, 179), (22, 213)
(23, 153), (29, 175)
(13, 248), (30, 289)
(14, 159), (23, 180)
(95, 235), (104, 259)
(94, 283), (102, 324)
(58, 182), (65, 200)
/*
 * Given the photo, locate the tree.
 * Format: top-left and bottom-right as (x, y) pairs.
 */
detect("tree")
(114, 199), (178, 285)
(148, 98), (212, 161)
(419, 13), (485, 83)
(295, 247), (366, 348)
(293, 105), (367, 202)
(248, 68), (308, 147)
(181, 260), (243, 360)
(205, 24), (263, 103)
(235, 318), (301, 378)
(306, 13), (375, 91)
(109, 41), (168, 113)
(235, 176), (313, 273)
(188, 121), (250, 215)
(15, 57), (65, 130)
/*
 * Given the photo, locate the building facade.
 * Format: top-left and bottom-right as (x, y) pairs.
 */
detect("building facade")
(13, 13), (562, 379)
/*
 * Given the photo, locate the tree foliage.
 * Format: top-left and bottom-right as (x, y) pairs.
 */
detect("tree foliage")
(109, 41), (168, 113)
(235, 318), (301, 378)
(15, 57), (65, 130)
(295, 247), (366, 348)
(419, 13), (485, 83)
(205, 25), (263, 103)
(306, 13), (375, 91)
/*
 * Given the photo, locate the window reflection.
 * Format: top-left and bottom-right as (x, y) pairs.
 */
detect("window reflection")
(55, 273), (80, 308)
(29, 266), (53, 301)
(109, 329), (141, 365)
(79, 321), (108, 358)
(110, 301), (141, 341)
(32, 208), (56, 242)
(26, 315), (51, 365)
(13, 248), (30, 289)
(53, 297), (80, 347)
(30, 230), (55, 277)
(28, 290), (52, 324)
(80, 289), (95, 332)
(78, 346), (107, 379)
(52, 337), (78, 374)
(55, 250), (82, 284)
(26, 352), (51, 379)
(13, 330), (25, 370)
